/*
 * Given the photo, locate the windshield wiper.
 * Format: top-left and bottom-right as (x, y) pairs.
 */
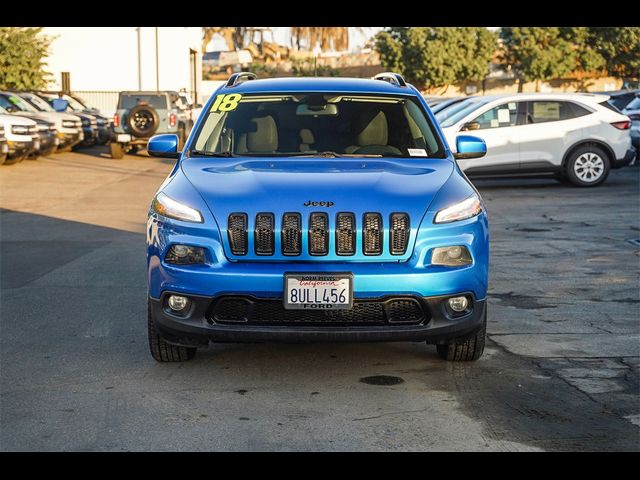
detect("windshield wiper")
(288, 151), (383, 158)
(189, 150), (236, 157)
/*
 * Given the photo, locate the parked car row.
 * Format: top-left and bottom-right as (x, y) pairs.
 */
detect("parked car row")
(428, 91), (637, 187)
(0, 90), (113, 165)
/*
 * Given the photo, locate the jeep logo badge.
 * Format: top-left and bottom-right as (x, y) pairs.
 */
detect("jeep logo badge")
(303, 200), (334, 207)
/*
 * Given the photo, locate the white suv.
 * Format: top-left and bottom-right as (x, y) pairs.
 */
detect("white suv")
(437, 93), (635, 187)
(0, 114), (38, 164)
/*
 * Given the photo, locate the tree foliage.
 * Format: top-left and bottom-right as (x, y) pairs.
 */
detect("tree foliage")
(588, 27), (640, 79)
(374, 27), (498, 89)
(500, 27), (640, 86)
(0, 27), (52, 90)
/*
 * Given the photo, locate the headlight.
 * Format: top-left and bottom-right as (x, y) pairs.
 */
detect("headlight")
(62, 120), (76, 128)
(432, 246), (472, 266)
(81, 119), (89, 126)
(11, 125), (29, 135)
(152, 192), (203, 223)
(434, 194), (483, 224)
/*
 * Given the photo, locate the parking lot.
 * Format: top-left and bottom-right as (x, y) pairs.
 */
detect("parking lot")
(0, 147), (638, 451)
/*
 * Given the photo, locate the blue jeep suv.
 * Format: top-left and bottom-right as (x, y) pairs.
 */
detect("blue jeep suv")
(146, 72), (489, 362)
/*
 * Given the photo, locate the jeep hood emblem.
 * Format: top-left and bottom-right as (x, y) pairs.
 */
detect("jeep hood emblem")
(304, 200), (334, 207)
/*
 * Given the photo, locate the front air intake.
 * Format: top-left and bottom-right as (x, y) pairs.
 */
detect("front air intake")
(282, 213), (302, 256)
(254, 213), (274, 255)
(228, 213), (248, 255)
(363, 213), (383, 255)
(308, 212), (329, 255)
(390, 213), (410, 255)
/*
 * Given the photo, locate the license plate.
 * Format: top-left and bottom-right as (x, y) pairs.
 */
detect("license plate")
(284, 273), (353, 310)
(117, 134), (131, 143)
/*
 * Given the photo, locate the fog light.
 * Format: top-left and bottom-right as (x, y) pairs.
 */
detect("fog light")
(168, 295), (190, 312)
(448, 296), (469, 312)
(165, 244), (205, 265)
(432, 246), (472, 266)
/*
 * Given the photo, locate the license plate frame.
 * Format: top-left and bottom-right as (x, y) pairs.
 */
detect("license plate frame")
(283, 272), (353, 310)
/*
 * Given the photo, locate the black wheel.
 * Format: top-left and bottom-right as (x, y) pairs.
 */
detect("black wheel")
(564, 144), (610, 187)
(436, 308), (486, 361)
(147, 301), (196, 362)
(109, 142), (124, 159)
(126, 104), (159, 137)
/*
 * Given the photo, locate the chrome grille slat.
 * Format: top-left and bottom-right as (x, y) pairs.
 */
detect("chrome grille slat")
(227, 213), (248, 255)
(390, 213), (410, 255)
(308, 212), (329, 255)
(336, 212), (356, 256)
(363, 213), (383, 255)
(254, 213), (274, 255)
(282, 213), (302, 256)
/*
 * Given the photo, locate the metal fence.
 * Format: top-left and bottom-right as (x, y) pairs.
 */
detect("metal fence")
(71, 91), (120, 117)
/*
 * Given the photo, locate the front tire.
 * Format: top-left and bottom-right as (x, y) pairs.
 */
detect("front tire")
(147, 302), (196, 362)
(436, 308), (486, 361)
(564, 145), (610, 187)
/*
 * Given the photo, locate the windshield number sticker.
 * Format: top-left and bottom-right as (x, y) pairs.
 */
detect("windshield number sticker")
(210, 94), (242, 112)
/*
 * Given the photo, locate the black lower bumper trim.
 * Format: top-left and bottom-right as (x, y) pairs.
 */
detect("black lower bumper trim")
(149, 293), (486, 347)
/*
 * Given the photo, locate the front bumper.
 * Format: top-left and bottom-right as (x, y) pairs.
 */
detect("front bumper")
(150, 293), (487, 346)
(57, 131), (83, 149)
(7, 140), (32, 158)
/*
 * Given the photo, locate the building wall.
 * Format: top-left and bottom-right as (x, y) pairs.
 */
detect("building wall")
(42, 27), (204, 96)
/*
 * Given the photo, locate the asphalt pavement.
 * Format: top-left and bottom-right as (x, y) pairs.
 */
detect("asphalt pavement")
(1, 148), (638, 451)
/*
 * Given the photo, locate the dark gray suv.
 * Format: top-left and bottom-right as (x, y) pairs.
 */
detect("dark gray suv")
(111, 91), (194, 159)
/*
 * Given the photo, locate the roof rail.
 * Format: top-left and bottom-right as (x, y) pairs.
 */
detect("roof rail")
(226, 72), (257, 88)
(372, 72), (407, 87)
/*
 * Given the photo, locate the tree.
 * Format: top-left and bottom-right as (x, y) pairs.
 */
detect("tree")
(500, 27), (579, 91)
(0, 27), (52, 90)
(291, 27), (349, 52)
(374, 27), (498, 90)
(588, 27), (640, 79)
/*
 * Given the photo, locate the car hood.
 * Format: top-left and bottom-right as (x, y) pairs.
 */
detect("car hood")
(0, 113), (36, 126)
(181, 156), (454, 261)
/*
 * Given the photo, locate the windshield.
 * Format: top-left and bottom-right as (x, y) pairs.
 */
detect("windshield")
(0, 93), (38, 113)
(22, 94), (55, 112)
(624, 96), (640, 111)
(436, 98), (490, 128)
(192, 93), (445, 158)
(63, 95), (88, 111)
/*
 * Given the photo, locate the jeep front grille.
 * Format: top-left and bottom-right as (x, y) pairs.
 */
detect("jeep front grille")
(390, 213), (410, 255)
(254, 213), (275, 255)
(227, 213), (248, 255)
(227, 212), (410, 257)
(363, 213), (383, 255)
(282, 213), (302, 256)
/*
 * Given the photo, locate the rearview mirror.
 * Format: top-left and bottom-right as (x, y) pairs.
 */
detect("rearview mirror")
(454, 135), (486, 160)
(296, 103), (338, 116)
(460, 122), (480, 131)
(148, 134), (180, 158)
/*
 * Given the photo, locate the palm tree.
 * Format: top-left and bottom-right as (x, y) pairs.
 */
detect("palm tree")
(291, 27), (349, 52)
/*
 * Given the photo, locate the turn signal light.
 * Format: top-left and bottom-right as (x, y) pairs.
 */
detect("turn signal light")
(169, 113), (177, 128)
(113, 114), (120, 128)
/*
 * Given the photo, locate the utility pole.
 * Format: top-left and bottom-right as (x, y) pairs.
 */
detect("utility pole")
(155, 27), (160, 91)
(136, 27), (142, 90)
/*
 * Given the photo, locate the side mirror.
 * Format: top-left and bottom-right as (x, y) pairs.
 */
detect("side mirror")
(148, 134), (180, 158)
(454, 135), (487, 160)
(460, 121), (480, 131)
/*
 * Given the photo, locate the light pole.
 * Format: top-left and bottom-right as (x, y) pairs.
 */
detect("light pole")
(155, 27), (160, 91)
(136, 27), (142, 90)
